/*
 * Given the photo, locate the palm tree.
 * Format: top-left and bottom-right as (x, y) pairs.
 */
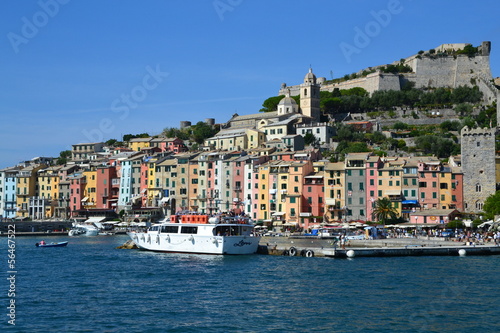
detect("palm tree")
(372, 197), (398, 225)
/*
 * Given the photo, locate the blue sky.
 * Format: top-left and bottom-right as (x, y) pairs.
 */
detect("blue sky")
(1, 0), (500, 168)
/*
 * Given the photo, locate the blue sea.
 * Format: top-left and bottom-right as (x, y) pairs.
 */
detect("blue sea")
(1, 235), (499, 332)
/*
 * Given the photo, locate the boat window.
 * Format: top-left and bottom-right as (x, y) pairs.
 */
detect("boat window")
(161, 225), (179, 233)
(150, 226), (159, 231)
(180, 226), (198, 234)
(214, 226), (241, 236)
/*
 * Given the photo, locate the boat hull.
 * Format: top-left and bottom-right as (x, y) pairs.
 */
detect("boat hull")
(36, 241), (68, 247)
(128, 232), (260, 255)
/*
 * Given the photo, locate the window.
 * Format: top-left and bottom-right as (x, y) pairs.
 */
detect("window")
(370, 191), (374, 197)
(441, 195), (445, 201)
(452, 195), (456, 202)
(181, 226), (198, 234)
(432, 192), (437, 199)
(378, 180), (382, 186)
(476, 184), (482, 192)
(378, 190), (382, 197)
(290, 197), (296, 203)
(421, 192), (425, 199)
(308, 197), (312, 204)
(359, 170), (364, 176)
(440, 183), (448, 189)
(370, 170), (374, 176)
(359, 197), (364, 205)
(432, 182), (437, 188)
(347, 183), (352, 191)
(370, 179), (374, 186)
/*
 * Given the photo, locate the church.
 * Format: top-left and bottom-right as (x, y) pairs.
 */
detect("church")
(205, 68), (332, 150)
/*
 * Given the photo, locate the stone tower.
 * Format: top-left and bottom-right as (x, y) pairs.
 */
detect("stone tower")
(300, 68), (321, 122)
(460, 126), (496, 212)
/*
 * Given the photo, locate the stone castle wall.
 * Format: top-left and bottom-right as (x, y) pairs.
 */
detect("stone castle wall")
(404, 55), (492, 90)
(279, 42), (498, 106)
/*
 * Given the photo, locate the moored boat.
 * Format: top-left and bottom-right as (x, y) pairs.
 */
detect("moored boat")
(35, 241), (68, 247)
(128, 213), (260, 255)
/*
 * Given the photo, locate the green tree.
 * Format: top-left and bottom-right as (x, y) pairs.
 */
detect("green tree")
(321, 97), (342, 114)
(56, 150), (72, 165)
(191, 121), (216, 144)
(260, 95), (284, 112)
(483, 191), (500, 220)
(304, 133), (317, 146)
(440, 120), (462, 132)
(372, 197), (398, 225)
(105, 139), (118, 146)
(393, 122), (409, 131)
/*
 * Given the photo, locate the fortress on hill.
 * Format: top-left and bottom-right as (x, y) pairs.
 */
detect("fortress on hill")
(276, 41), (500, 213)
(279, 41), (498, 107)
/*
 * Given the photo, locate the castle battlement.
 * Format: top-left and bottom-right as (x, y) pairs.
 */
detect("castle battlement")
(279, 41), (497, 105)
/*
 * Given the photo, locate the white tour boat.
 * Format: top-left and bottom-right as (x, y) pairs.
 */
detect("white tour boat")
(128, 214), (261, 255)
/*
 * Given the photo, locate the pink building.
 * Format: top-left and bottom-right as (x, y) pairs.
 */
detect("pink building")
(69, 174), (86, 216)
(96, 166), (119, 210)
(409, 209), (459, 225)
(301, 172), (324, 228)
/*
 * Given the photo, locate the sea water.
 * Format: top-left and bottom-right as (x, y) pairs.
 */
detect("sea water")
(1, 235), (499, 332)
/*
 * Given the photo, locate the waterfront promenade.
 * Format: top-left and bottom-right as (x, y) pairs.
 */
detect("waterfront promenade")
(260, 235), (500, 258)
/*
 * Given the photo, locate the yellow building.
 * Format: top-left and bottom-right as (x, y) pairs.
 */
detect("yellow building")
(257, 161), (273, 222)
(437, 165), (457, 211)
(146, 157), (162, 207)
(324, 162), (345, 222)
(377, 158), (405, 217)
(82, 169), (97, 209)
(129, 137), (152, 152)
(16, 164), (45, 218)
(37, 166), (61, 217)
(205, 128), (265, 151)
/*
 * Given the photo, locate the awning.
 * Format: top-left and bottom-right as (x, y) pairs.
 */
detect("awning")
(85, 216), (107, 223)
(272, 212), (286, 216)
(299, 212), (312, 217)
(402, 200), (419, 205)
(160, 197), (170, 203)
(81, 197), (89, 202)
(385, 190), (401, 196)
(140, 188), (147, 194)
